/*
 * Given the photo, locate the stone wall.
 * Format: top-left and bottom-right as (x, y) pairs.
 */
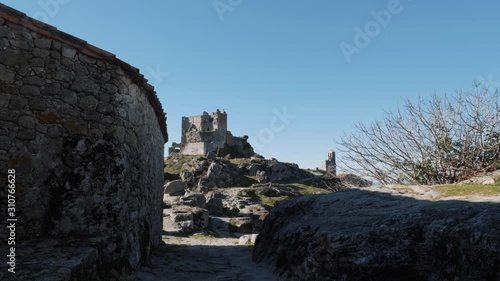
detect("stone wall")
(0, 4), (167, 278)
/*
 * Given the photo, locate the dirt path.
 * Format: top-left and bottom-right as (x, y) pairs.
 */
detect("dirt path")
(137, 216), (281, 281)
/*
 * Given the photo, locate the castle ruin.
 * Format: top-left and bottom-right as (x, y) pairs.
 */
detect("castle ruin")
(170, 109), (255, 157)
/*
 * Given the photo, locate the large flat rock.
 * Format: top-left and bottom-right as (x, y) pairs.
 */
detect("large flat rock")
(253, 186), (500, 281)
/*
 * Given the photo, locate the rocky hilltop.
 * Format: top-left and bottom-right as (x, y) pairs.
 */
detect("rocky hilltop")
(253, 185), (500, 281)
(161, 150), (372, 234)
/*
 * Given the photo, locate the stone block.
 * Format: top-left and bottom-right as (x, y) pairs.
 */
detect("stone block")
(20, 85), (40, 96)
(42, 83), (61, 96)
(34, 38), (51, 49)
(18, 116), (36, 129)
(23, 76), (45, 86)
(78, 96), (98, 111)
(60, 90), (77, 104)
(33, 48), (51, 58)
(0, 64), (15, 82)
(28, 98), (49, 111)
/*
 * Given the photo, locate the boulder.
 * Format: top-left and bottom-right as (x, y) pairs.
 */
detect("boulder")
(253, 186), (500, 281)
(460, 175), (496, 185)
(269, 162), (298, 181)
(239, 234), (259, 245)
(181, 192), (206, 208)
(229, 217), (254, 233)
(165, 205), (209, 234)
(337, 173), (373, 187)
(199, 162), (236, 188)
(164, 180), (186, 195)
(257, 170), (268, 183)
(205, 191), (224, 216)
(180, 158), (210, 187)
(206, 151), (217, 160)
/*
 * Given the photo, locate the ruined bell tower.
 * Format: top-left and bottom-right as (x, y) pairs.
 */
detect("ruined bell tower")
(322, 150), (336, 176)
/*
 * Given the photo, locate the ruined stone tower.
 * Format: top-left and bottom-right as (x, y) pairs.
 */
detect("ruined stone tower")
(322, 150), (337, 176)
(169, 109), (256, 158)
(178, 109), (228, 155)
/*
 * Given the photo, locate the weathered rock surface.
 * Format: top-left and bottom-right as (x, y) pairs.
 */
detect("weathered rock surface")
(253, 186), (500, 281)
(459, 170), (500, 185)
(336, 173), (373, 187)
(178, 156), (315, 191)
(164, 180), (187, 195)
(239, 234), (259, 245)
(163, 205), (209, 234)
(257, 184), (301, 197)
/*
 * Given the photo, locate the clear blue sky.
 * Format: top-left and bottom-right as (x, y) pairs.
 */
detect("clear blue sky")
(3, 0), (500, 169)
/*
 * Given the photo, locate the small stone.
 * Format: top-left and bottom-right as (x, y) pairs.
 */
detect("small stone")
(50, 50), (61, 60)
(71, 78), (99, 94)
(60, 90), (78, 104)
(8, 96), (28, 109)
(104, 83), (118, 94)
(78, 53), (96, 64)
(0, 26), (9, 38)
(0, 84), (19, 95)
(20, 85), (40, 96)
(45, 58), (60, 70)
(33, 48), (51, 58)
(78, 96), (98, 111)
(31, 58), (45, 67)
(0, 64), (15, 83)
(482, 178), (496, 185)
(0, 136), (11, 148)
(52, 40), (61, 51)
(47, 126), (61, 138)
(0, 93), (8, 108)
(41, 83), (61, 96)
(0, 111), (17, 122)
(53, 69), (74, 82)
(35, 124), (47, 133)
(19, 116), (36, 129)
(73, 64), (89, 76)
(10, 40), (31, 51)
(62, 47), (77, 58)
(23, 76), (45, 86)
(17, 130), (36, 140)
(99, 93), (111, 103)
(61, 58), (74, 67)
(110, 126), (125, 142)
(34, 38), (51, 49)
(125, 129), (137, 147)
(29, 98), (49, 111)
(239, 234), (259, 245)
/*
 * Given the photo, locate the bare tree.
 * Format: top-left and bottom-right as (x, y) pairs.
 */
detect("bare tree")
(338, 83), (500, 185)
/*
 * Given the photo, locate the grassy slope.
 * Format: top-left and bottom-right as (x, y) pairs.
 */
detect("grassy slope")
(164, 155), (196, 175)
(434, 182), (500, 198)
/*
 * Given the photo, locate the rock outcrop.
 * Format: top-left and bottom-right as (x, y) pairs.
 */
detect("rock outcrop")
(253, 186), (500, 281)
(177, 156), (315, 191)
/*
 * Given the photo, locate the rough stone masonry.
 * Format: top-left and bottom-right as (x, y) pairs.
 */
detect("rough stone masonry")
(0, 4), (167, 279)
